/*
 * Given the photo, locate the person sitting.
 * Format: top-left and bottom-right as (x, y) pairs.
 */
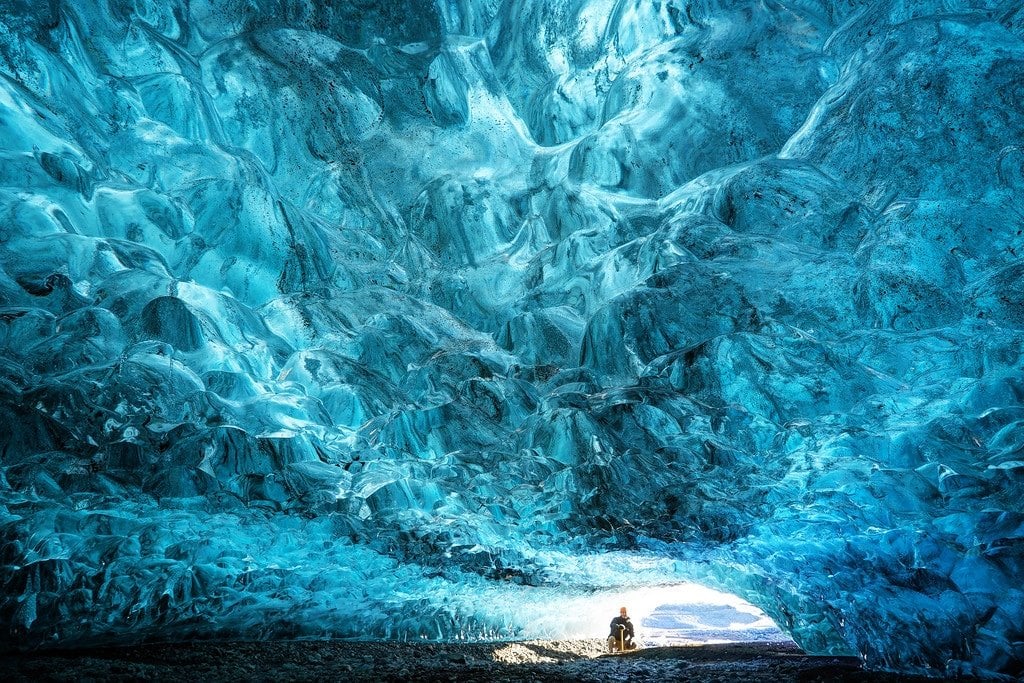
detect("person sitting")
(607, 606), (637, 652)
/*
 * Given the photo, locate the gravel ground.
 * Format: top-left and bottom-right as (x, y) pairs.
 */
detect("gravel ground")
(0, 639), (955, 682)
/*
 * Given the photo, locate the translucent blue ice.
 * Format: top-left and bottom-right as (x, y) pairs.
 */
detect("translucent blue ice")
(1, 1), (1023, 678)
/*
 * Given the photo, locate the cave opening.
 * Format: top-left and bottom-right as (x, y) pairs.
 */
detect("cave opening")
(634, 584), (793, 648)
(529, 582), (793, 648)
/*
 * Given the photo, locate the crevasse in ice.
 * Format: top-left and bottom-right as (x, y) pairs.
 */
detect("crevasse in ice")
(1, 0), (1023, 677)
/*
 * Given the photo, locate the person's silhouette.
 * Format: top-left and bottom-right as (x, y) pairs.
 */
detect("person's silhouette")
(607, 606), (636, 652)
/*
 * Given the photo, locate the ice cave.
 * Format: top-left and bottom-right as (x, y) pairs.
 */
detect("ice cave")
(1, 0), (1023, 678)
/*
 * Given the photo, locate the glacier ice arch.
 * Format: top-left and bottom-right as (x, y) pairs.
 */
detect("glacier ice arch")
(0, 0), (1023, 677)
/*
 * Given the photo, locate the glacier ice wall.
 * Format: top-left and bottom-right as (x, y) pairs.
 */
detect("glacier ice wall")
(1, 0), (1023, 676)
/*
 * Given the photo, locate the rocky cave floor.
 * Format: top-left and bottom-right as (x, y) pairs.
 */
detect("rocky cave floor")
(0, 639), (978, 682)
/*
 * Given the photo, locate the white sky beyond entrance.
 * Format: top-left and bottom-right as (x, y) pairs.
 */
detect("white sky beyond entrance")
(542, 583), (792, 646)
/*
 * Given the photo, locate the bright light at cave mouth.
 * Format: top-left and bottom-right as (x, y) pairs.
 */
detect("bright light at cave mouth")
(538, 584), (791, 647)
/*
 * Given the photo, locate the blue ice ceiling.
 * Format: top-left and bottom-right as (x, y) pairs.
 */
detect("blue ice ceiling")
(1, 0), (1023, 677)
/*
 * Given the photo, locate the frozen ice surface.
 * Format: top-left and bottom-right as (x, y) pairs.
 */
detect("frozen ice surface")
(1, 0), (1023, 678)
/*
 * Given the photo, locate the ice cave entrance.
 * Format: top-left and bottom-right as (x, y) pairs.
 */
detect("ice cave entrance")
(553, 583), (793, 647)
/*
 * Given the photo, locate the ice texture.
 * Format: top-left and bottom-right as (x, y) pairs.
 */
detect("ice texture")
(1, 0), (1023, 677)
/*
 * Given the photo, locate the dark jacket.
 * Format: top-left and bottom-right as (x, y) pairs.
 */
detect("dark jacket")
(609, 615), (634, 639)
